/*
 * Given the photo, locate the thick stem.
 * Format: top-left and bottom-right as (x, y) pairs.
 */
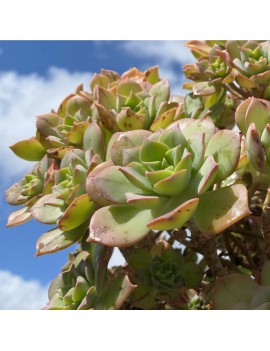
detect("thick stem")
(198, 234), (228, 277)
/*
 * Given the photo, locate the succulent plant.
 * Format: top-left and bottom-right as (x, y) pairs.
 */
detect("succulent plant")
(92, 66), (185, 133)
(125, 240), (203, 309)
(183, 40), (270, 101)
(184, 90), (237, 129)
(31, 148), (101, 256)
(46, 246), (136, 310)
(7, 43), (270, 310)
(36, 85), (97, 156)
(86, 117), (249, 247)
(223, 40), (270, 96)
(235, 97), (270, 183)
(211, 261), (270, 310)
(6, 155), (58, 227)
(183, 41), (232, 97)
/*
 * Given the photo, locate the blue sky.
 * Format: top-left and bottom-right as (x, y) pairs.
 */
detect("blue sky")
(0, 41), (194, 309)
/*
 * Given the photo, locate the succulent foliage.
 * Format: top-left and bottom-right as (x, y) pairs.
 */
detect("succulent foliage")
(6, 41), (270, 309)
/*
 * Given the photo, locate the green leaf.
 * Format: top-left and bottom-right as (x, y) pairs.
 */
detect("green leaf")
(116, 108), (148, 131)
(107, 130), (151, 165)
(10, 138), (46, 161)
(87, 165), (145, 206)
(193, 81), (216, 96)
(67, 121), (89, 145)
(35, 222), (88, 256)
(180, 117), (216, 145)
(120, 162), (153, 192)
(117, 80), (142, 96)
(58, 194), (96, 231)
(126, 193), (165, 209)
(36, 113), (60, 138)
(212, 274), (256, 310)
(181, 262), (203, 288)
(235, 97), (251, 134)
(150, 108), (177, 132)
(90, 73), (110, 91)
(146, 169), (173, 185)
(244, 97), (270, 135)
(97, 86), (116, 110)
(191, 155), (219, 195)
(246, 123), (266, 173)
(204, 130), (240, 182)
(194, 184), (250, 235)
(147, 198), (199, 231)
(149, 79), (170, 111)
(140, 139), (169, 162)
(98, 274), (137, 310)
(88, 205), (152, 247)
(144, 66), (160, 84)
(153, 169), (191, 196)
(128, 248), (152, 269)
(5, 181), (26, 205)
(30, 194), (64, 224)
(83, 121), (106, 159)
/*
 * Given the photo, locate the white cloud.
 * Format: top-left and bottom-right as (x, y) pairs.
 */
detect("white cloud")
(122, 40), (194, 65)
(0, 67), (92, 178)
(121, 41), (195, 94)
(0, 270), (48, 310)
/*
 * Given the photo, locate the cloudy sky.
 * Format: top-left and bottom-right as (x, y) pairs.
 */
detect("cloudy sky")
(0, 41), (195, 309)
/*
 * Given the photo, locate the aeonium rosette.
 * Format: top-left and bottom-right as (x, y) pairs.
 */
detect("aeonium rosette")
(46, 247), (136, 310)
(86, 118), (250, 247)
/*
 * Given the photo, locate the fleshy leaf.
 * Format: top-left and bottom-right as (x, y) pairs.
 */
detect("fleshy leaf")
(116, 108), (147, 131)
(10, 138), (46, 161)
(235, 98), (251, 134)
(35, 222), (88, 256)
(150, 108), (177, 132)
(149, 79), (170, 111)
(193, 81), (216, 96)
(140, 139), (169, 162)
(246, 123), (265, 173)
(88, 205), (152, 247)
(204, 130), (240, 182)
(191, 155), (219, 195)
(153, 169), (191, 196)
(30, 194), (64, 224)
(87, 165), (144, 206)
(58, 194), (95, 231)
(67, 122), (89, 145)
(107, 130), (151, 165)
(194, 184), (250, 235)
(245, 97), (270, 135)
(212, 274), (256, 310)
(83, 121), (106, 158)
(6, 207), (31, 227)
(97, 86), (116, 110)
(125, 193), (165, 209)
(147, 198), (199, 231)
(117, 80), (142, 96)
(119, 162), (153, 192)
(98, 274), (137, 310)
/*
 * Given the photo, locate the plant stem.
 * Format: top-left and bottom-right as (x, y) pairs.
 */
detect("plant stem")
(198, 234), (228, 277)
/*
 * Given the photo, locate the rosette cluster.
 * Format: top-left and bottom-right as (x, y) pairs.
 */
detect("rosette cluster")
(87, 118), (249, 246)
